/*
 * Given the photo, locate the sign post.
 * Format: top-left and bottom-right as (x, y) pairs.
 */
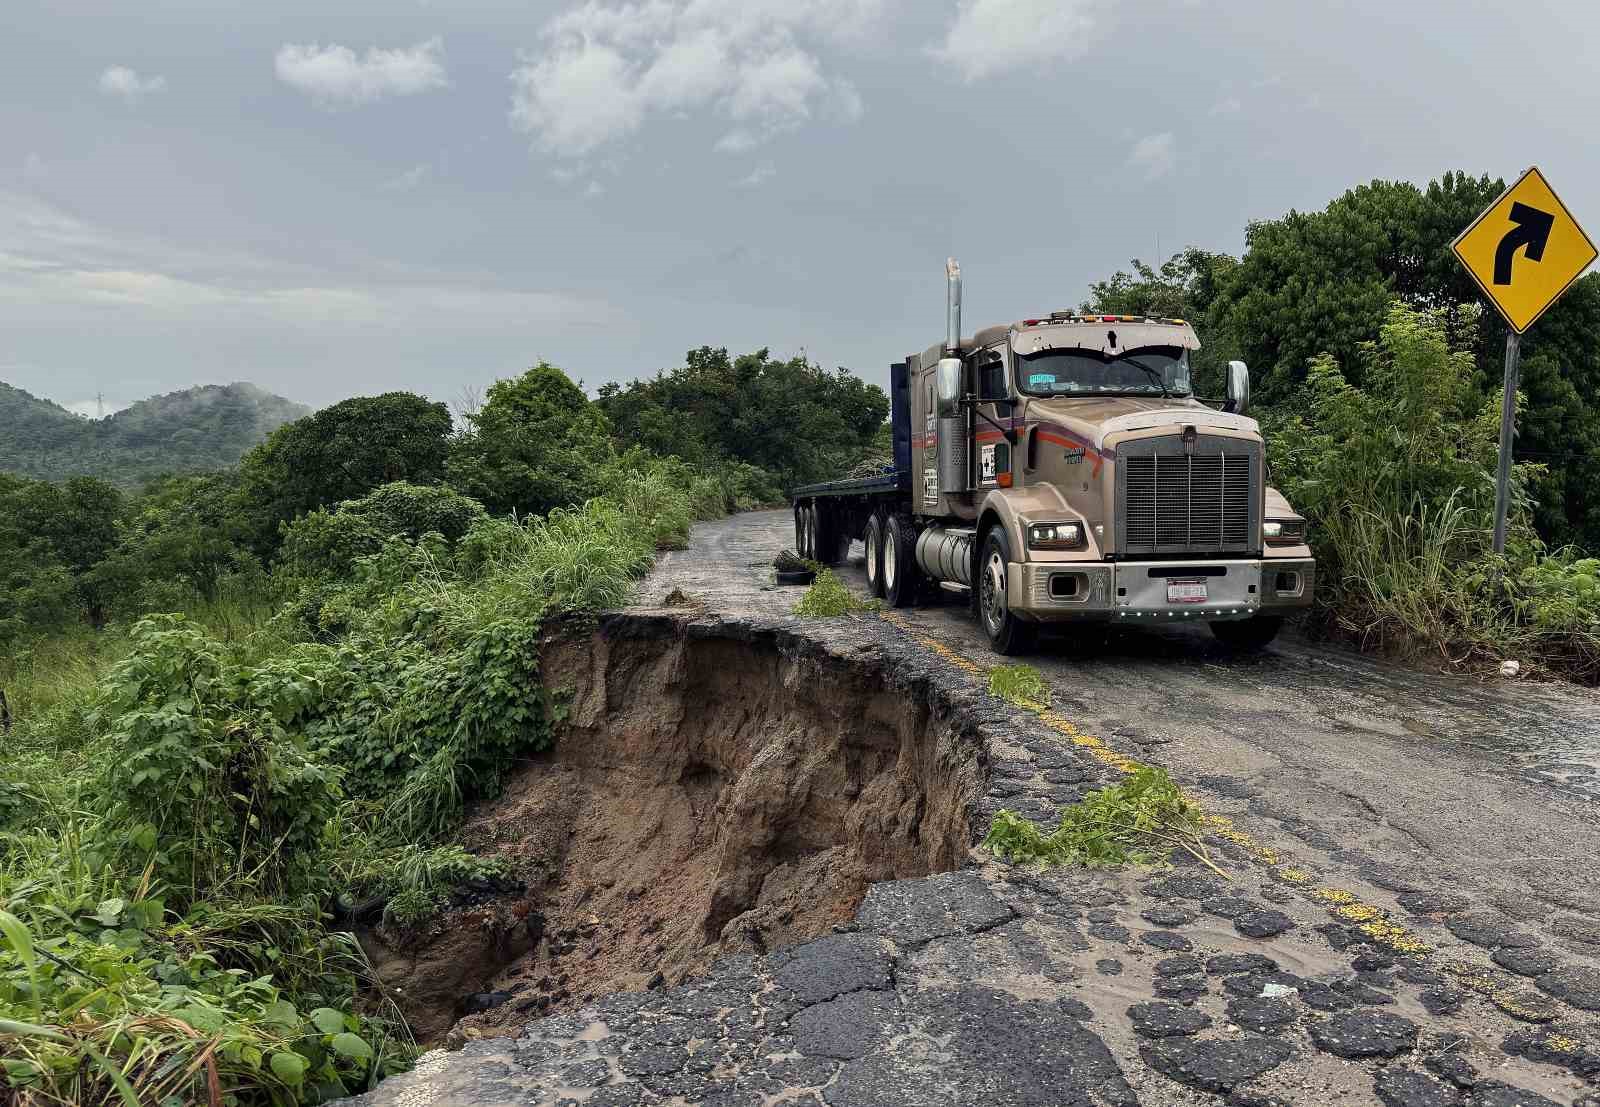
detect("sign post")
(1491, 332), (1520, 554)
(1452, 166), (1597, 553)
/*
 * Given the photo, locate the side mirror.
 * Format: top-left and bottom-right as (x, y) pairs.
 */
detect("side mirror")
(1224, 360), (1250, 415)
(935, 357), (963, 418)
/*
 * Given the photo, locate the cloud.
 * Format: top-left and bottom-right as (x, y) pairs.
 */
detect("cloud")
(1127, 132), (1176, 181)
(22, 153), (47, 179)
(1210, 95), (1241, 116)
(930, 0), (1111, 82)
(734, 162), (776, 187)
(275, 38), (447, 105)
(509, 0), (879, 157)
(98, 65), (167, 102)
(0, 189), (607, 332)
(381, 164), (431, 191)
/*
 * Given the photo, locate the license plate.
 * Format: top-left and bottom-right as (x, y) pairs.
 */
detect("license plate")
(1167, 580), (1207, 604)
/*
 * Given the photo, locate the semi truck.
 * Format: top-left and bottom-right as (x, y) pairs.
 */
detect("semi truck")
(789, 259), (1315, 655)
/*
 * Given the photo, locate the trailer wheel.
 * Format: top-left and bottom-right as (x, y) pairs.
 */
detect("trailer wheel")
(813, 503), (848, 566)
(801, 504), (819, 560)
(978, 528), (1035, 655)
(883, 515), (921, 608)
(862, 514), (886, 598)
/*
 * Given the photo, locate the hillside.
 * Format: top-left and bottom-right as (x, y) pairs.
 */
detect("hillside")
(0, 381), (311, 486)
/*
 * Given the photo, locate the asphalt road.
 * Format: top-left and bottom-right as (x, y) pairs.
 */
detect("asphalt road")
(649, 510), (1600, 923)
(344, 510), (1600, 1107)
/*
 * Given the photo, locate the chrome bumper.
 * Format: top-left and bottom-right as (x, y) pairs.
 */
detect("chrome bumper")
(1006, 558), (1315, 622)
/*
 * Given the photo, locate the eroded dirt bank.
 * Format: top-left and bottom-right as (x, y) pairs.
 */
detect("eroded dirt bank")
(363, 612), (986, 1043)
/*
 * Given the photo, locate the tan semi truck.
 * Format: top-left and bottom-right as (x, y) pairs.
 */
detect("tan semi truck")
(789, 259), (1315, 654)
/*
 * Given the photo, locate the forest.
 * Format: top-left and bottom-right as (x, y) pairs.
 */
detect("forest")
(4, 170), (1600, 1104)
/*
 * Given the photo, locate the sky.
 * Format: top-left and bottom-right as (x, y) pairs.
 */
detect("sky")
(3, 0), (1599, 415)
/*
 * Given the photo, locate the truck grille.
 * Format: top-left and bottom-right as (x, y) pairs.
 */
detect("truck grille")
(1117, 436), (1260, 557)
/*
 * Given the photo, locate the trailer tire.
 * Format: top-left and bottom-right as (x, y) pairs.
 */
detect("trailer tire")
(813, 503), (848, 566)
(862, 514), (886, 598)
(883, 515), (921, 608)
(978, 528), (1035, 655)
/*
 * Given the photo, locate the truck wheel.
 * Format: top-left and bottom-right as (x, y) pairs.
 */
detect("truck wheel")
(1210, 616), (1282, 651)
(978, 528), (1035, 655)
(862, 514), (886, 598)
(883, 516), (921, 608)
(814, 504), (846, 566)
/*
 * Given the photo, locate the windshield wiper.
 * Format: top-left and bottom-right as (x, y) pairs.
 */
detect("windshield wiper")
(1116, 355), (1176, 398)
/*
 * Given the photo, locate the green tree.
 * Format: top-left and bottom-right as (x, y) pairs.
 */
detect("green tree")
(1, 475), (125, 627)
(280, 481), (488, 581)
(597, 347), (888, 490)
(236, 393), (452, 554)
(1084, 249), (1242, 396)
(90, 472), (256, 607)
(1217, 171), (1504, 400)
(446, 363), (614, 517)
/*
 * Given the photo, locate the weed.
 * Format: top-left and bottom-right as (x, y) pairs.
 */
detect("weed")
(989, 664), (1050, 708)
(984, 766), (1209, 868)
(792, 569), (871, 618)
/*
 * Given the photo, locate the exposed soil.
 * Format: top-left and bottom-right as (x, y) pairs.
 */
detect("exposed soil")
(361, 614), (983, 1045)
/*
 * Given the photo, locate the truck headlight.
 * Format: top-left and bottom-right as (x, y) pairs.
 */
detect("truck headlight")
(1028, 522), (1084, 549)
(1264, 519), (1306, 545)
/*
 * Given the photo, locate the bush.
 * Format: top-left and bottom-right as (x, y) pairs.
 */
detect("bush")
(984, 766), (1205, 868)
(280, 481), (487, 582)
(792, 569), (872, 618)
(92, 615), (344, 906)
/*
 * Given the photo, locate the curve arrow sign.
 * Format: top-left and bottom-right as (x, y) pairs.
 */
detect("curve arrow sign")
(1494, 201), (1556, 285)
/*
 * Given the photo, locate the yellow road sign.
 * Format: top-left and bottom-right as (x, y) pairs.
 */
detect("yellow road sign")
(1452, 166), (1597, 333)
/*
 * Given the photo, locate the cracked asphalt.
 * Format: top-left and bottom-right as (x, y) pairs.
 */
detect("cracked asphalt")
(340, 510), (1600, 1107)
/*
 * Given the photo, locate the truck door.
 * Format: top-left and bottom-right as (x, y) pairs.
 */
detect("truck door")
(972, 346), (1013, 490)
(915, 365), (941, 512)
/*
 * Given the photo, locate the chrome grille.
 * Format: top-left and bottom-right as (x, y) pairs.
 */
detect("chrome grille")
(1118, 437), (1258, 556)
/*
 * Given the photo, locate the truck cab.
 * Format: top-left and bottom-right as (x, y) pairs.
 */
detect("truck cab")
(789, 260), (1315, 655)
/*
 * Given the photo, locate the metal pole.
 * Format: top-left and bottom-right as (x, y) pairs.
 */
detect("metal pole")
(1492, 330), (1521, 554)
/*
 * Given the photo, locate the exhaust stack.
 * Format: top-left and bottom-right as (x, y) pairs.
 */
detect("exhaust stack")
(945, 257), (962, 353)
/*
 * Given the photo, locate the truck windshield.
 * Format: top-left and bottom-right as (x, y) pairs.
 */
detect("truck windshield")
(1017, 346), (1192, 397)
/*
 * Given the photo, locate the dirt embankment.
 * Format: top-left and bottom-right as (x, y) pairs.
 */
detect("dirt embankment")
(362, 613), (985, 1043)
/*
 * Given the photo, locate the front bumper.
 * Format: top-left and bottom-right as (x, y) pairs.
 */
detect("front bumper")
(1006, 557), (1315, 623)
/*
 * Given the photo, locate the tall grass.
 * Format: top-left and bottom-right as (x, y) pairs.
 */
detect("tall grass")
(0, 478), (709, 1105)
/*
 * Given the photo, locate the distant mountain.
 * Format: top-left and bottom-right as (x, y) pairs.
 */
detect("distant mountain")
(0, 381), (312, 487)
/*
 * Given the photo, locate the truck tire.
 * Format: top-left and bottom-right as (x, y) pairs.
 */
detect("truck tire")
(862, 514), (886, 598)
(978, 528), (1035, 655)
(1209, 616), (1282, 651)
(813, 504), (848, 566)
(883, 515), (921, 608)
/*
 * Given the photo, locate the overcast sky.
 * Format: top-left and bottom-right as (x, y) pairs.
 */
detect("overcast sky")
(4, 0), (1599, 415)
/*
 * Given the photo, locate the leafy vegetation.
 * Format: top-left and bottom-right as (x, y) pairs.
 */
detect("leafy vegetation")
(792, 569), (874, 618)
(988, 664), (1050, 709)
(0, 355), (845, 1105)
(597, 346), (888, 493)
(0, 382), (309, 488)
(984, 766), (1206, 868)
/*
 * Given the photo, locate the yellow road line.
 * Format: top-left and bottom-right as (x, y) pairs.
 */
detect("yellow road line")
(878, 610), (1437, 958)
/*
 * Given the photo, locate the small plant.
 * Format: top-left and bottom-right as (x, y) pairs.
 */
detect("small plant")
(984, 766), (1212, 869)
(989, 663), (1050, 708)
(792, 569), (869, 618)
